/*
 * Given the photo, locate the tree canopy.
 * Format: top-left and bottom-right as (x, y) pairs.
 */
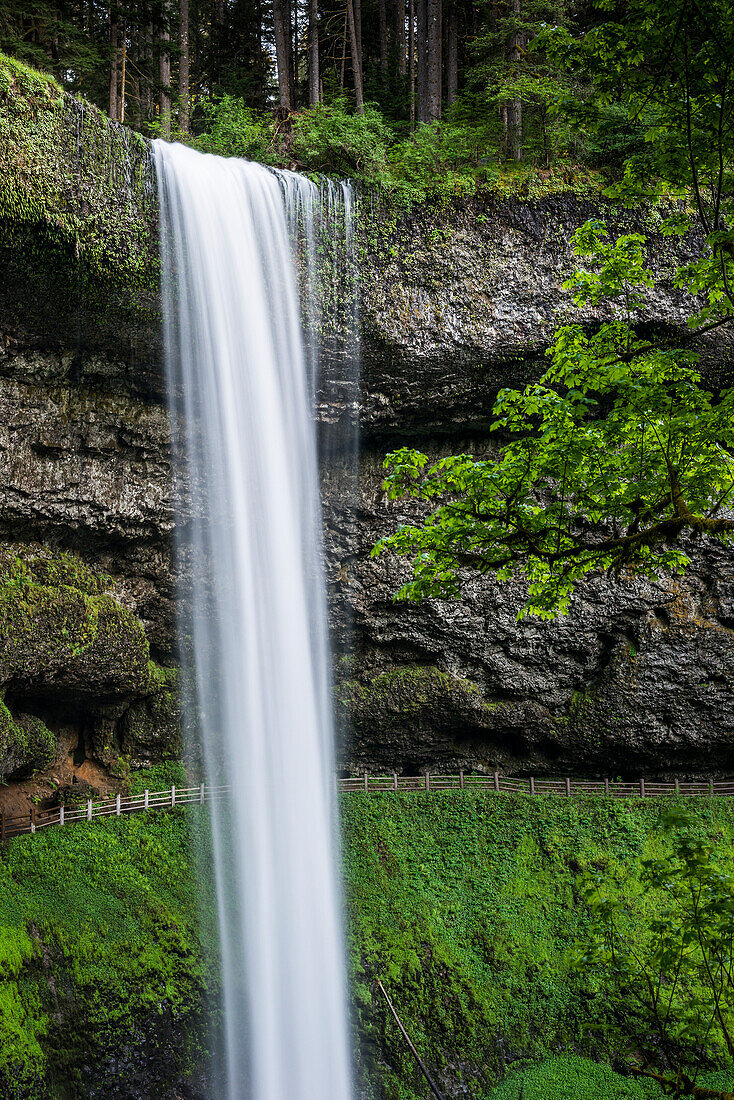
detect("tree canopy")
(374, 0), (734, 617)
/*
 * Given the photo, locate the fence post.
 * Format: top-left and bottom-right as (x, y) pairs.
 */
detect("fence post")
(425, 772), (430, 792)
(29, 807), (35, 834)
(200, 783), (205, 804)
(565, 777), (571, 797)
(87, 799), (92, 821)
(0, 812), (4, 843)
(116, 793), (121, 816)
(393, 772), (398, 791)
(494, 771), (500, 793)
(675, 778), (680, 795)
(710, 779), (715, 798)
(640, 778), (645, 799)
(59, 805), (64, 827)
(171, 785), (176, 807)
(364, 771), (368, 793)
(530, 776), (535, 796)
(144, 789), (149, 810)
(459, 769), (464, 790)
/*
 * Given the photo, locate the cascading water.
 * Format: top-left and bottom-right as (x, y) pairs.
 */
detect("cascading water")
(154, 140), (355, 1100)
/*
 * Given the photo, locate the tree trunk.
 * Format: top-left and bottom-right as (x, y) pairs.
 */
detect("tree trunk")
(339, 5), (348, 88)
(178, 0), (189, 133)
(109, 6), (119, 120)
(354, 0), (362, 73)
(214, 0), (224, 84)
(346, 0), (364, 113)
(143, 16), (153, 122)
(159, 0), (171, 138)
(426, 0), (441, 120)
(273, 0), (293, 109)
(393, 0), (406, 77)
(415, 0), (427, 122)
(379, 0), (388, 86)
(508, 0), (522, 159)
(408, 0), (414, 127)
(119, 19), (127, 122)
(446, 0), (457, 105)
(309, 0), (320, 104)
(291, 0), (298, 105)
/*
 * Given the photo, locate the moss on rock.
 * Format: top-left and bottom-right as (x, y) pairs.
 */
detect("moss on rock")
(0, 697), (56, 780)
(0, 50), (159, 382)
(0, 764), (214, 1099)
(338, 665), (498, 769)
(120, 666), (182, 765)
(0, 549), (181, 781)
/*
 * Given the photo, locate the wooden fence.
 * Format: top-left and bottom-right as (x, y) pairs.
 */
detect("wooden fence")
(2, 773), (734, 842)
(337, 772), (734, 798)
(0, 784), (230, 841)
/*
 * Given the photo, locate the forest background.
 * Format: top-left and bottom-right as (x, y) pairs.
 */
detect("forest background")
(0, 0), (655, 199)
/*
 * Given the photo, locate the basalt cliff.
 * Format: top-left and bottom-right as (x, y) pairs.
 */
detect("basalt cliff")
(1, 59), (733, 793)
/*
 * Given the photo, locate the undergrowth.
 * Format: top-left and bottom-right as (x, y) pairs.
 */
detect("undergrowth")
(341, 793), (734, 1099)
(4, 788), (734, 1097)
(0, 762), (217, 1099)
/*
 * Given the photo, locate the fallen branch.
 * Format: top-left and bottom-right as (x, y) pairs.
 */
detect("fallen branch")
(375, 978), (445, 1100)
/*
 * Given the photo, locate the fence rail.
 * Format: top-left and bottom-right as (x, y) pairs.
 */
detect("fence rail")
(337, 772), (734, 798)
(0, 785), (231, 841)
(2, 773), (733, 842)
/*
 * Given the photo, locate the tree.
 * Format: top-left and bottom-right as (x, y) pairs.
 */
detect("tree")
(178, 0), (189, 131)
(574, 810), (734, 1100)
(374, 0), (734, 619)
(273, 0), (294, 109)
(309, 0), (320, 103)
(426, 0), (440, 118)
(373, 222), (734, 619)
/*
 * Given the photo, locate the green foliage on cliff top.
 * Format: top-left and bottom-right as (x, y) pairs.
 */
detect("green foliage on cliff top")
(0, 763), (216, 1100)
(341, 793), (734, 1099)
(192, 92), (603, 207)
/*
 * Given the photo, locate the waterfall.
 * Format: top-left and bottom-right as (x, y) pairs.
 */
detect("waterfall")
(153, 140), (355, 1100)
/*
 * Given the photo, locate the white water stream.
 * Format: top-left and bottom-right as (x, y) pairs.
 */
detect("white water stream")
(154, 141), (354, 1100)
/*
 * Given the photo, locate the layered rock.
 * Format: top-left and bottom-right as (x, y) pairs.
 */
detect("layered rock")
(326, 449), (734, 777)
(1, 62), (733, 781)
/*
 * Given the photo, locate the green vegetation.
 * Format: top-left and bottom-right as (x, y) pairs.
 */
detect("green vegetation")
(376, 4), (734, 617)
(0, 763), (216, 1099)
(484, 1055), (734, 1099)
(374, 221), (734, 618)
(0, 49), (157, 342)
(4, 793), (734, 1097)
(575, 810), (734, 1098)
(341, 793), (734, 1099)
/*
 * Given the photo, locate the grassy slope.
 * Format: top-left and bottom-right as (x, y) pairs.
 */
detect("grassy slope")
(3, 789), (734, 1098)
(342, 793), (734, 1099)
(0, 763), (217, 1100)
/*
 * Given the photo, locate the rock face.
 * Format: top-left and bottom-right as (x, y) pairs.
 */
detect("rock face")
(326, 449), (734, 778)
(1, 71), (733, 782)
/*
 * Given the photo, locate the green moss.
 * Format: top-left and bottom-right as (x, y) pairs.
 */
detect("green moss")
(341, 793), (734, 1099)
(340, 665), (491, 714)
(0, 696), (56, 780)
(0, 49), (158, 356)
(5, 793), (734, 1096)
(483, 1053), (734, 1098)
(121, 666), (182, 764)
(0, 549), (180, 780)
(0, 763), (216, 1098)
